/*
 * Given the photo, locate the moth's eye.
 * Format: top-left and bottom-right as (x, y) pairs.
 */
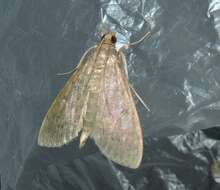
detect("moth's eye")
(111, 36), (117, 44)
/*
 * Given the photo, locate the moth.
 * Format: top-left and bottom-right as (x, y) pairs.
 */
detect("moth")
(38, 32), (150, 169)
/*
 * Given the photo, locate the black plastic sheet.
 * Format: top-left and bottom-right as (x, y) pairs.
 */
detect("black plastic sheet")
(1, 0), (220, 189)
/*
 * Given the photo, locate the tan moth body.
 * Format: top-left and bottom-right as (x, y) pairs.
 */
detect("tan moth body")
(38, 32), (143, 168)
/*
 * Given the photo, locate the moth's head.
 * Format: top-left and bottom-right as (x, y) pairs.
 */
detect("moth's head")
(101, 32), (117, 45)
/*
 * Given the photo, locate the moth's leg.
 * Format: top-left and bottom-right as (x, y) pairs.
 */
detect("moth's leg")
(118, 52), (150, 112)
(129, 84), (150, 112)
(117, 37), (151, 112)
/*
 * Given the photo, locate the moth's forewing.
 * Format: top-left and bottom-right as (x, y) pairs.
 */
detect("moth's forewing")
(38, 47), (96, 147)
(91, 51), (143, 169)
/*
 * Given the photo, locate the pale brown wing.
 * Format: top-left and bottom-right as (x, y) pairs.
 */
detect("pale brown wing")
(38, 47), (96, 147)
(92, 52), (143, 169)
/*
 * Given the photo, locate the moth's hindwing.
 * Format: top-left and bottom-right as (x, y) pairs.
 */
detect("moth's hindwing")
(92, 51), (143, 169)
(38, 47), (96, 147)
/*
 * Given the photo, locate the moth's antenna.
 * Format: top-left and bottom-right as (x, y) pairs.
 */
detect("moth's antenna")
(99, 7), (111, 36)
(129, 32), (151, 46)
(56, 68), (76, 76)
(122, 31), (151, 49)
(100, 2), (153, 49)
(101, 7), (104, 23)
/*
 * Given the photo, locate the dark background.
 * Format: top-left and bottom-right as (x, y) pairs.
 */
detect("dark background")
(1, 0), (220, 189)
